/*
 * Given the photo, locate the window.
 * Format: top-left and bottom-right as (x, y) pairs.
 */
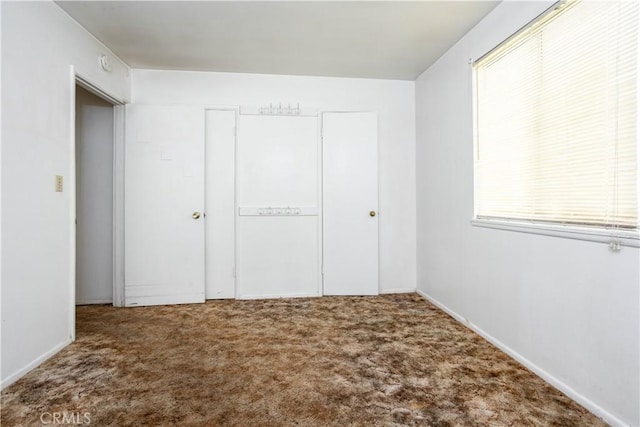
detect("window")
(473, 0), (638, 238)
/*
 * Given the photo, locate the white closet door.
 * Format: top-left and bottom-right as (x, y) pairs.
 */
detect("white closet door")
(322, 112), (379, 295)
(236, 115), (320, 299)
(205, 110), (236, 299)
(124, 105), (205, 306)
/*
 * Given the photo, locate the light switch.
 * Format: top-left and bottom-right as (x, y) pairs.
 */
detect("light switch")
(55, 175), (63, 192)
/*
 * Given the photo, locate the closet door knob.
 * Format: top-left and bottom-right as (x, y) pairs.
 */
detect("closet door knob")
(192, 212), (201, 219)
(369, 211), (376, 217)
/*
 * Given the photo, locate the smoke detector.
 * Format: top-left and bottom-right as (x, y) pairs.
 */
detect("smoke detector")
(99, 54), (112, 72)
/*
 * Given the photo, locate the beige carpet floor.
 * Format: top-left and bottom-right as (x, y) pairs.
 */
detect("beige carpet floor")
(1, 293), (604, 426)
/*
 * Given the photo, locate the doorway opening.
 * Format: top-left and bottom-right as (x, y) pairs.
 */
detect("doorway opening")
(75, 85), (115, 306)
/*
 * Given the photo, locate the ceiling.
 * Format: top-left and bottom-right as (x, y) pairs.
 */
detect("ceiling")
(56, 1), (500, 81)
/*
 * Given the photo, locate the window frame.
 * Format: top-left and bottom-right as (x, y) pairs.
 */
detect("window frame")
(470, 0), (640, 246)
(471, 217), (640, 248)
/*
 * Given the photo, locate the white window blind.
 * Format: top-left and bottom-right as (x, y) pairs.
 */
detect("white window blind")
(474, 0), (639, 230)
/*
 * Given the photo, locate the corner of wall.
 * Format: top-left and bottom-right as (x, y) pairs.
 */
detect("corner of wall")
(1, 0), (130, 389)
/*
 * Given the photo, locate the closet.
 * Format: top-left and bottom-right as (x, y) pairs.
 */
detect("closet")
(123, 106), (378, 305)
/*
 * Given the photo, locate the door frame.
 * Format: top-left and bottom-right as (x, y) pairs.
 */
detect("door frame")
(69, 67), (127, 341)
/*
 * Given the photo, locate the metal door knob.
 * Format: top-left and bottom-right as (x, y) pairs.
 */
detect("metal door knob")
(192, 212), (201, 219)
(370, 211), (376, 217)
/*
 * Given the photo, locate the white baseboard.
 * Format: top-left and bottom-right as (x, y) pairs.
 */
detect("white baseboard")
(415, 289), (628, 427)
(76, 298), (112, 305)
(237, 292), (320, 300)
(1, 338), (73, 390)
(124, 292), (204, 307)
(379, 288), (416, 294)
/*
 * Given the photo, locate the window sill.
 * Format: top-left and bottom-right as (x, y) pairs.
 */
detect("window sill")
(470, 218), (640, 248)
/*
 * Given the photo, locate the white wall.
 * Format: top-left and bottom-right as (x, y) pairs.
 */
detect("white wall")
(236, 115), (321, 299)
(132, 70), (416, 294)
(1, 1), (130, 387)
(75, 86), (114, 305)
(415, 2), (639, 426)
